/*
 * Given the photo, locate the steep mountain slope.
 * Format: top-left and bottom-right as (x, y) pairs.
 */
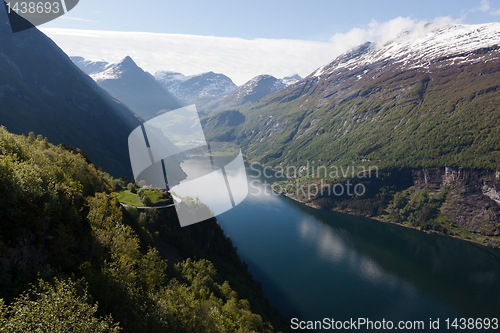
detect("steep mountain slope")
(154, 70), (237, 105)
(201, 110), (246, 142)
(201, 74), (291, 114)
(0, 6), (141, 178)
(0, 128), (290, 333)
(92, 56), (183, 120)
(203, 23), (500, 246)
(70, 56), (109, 75)
(214, 23), (500, 170)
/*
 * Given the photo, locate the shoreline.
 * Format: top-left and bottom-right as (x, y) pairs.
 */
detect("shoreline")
(275, 190), (500, 250)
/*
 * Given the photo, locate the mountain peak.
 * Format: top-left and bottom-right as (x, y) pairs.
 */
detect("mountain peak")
(89, 56), (183, 120)
(155, 70), (237, 102)
(198, 72), (304, 112)
(252, 74), (276, 81)
(91, 55), (143, 81)
(120, 55), (136, 65)
(223, 21), (500, 176)
(281, 74), (303, 86)
(311, 22), (500, 79)
(0, 16), (141, 177)
(115, 55), (139, 71)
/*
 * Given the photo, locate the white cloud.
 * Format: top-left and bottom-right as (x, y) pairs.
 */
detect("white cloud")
(329, 16), (461, 51)
(41, 28), (339, 85)
(470, 0), (500, 15)
(41, 16), (461, 86)
(480, 0), (491, 12)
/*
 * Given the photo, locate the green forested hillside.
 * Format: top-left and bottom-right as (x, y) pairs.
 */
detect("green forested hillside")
(204, 50), (500, 171)
(201, 110), (246, 142)
(200, 45), (500, 247)
(0, 127), (289, 332)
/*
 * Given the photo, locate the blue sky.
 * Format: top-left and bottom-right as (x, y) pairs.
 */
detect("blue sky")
(44, 0), (499, 40)
(40, 0), (500, 84)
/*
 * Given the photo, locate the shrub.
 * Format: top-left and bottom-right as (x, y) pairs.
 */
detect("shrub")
(127, 183), (137, 194)
(141, 195), (153, 207)
(0, 278), (121, 332)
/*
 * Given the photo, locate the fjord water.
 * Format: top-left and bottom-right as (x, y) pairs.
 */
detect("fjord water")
(216, 168), (500, 332)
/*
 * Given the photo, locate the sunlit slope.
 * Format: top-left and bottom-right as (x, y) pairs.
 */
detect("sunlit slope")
(205, 23), (500, 170)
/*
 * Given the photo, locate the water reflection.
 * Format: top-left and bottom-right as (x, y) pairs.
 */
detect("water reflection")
(217, 171), (500, 331)
(298, 218), (346, 264)
(287, 195), (500, 320)
(297, 216), (407, 292)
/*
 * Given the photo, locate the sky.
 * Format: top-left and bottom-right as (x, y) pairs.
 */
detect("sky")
(39, 0), (500, 85)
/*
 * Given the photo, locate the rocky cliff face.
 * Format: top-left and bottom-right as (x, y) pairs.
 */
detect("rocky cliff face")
(290, 166), (500, 247)
(412, 167), (500, 238)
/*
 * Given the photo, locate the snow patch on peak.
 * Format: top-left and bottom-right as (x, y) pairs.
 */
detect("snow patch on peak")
(154, 71), (186, 83)
(312, 22), (500, 78)
(70, 56), (109, 75)
(155, 70), (237, 101)
(281, 74), (303, 86)
(112, 56), (138, 71)
(273, 79), (286, 91)
(91, 68), (121, 81)
(312, 65), (326, 77)
(91, 56), (142, 81)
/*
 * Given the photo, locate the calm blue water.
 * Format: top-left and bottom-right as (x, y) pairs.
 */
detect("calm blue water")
(216, 170), (500, 332)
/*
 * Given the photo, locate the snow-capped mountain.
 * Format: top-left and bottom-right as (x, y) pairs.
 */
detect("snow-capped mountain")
(89, 56), (183, 120)
(201, 74), (295, 113)
(311, 23), (500, 80)
(70, 56), (109, 75)
(199, 22), (500, 245)
(280, 74), (303, 86)
(90, 56), (139, 81)
(154, 71), (237, 103)
(202, 22), (500, 169)
(235, 74), (286, 103)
